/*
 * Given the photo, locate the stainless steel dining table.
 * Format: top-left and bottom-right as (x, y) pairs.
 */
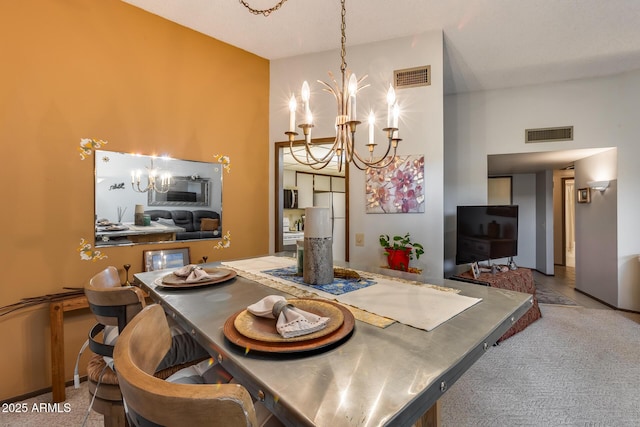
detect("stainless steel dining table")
(134, 258), (533, 427)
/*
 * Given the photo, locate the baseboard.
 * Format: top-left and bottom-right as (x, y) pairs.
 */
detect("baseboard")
(0, 376), (88, 404)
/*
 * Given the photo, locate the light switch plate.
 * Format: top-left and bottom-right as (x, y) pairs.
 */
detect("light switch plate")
(355, 233), (364, 246)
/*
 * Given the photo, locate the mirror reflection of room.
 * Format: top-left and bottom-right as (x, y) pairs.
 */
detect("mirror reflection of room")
(94, 150), (223, 246)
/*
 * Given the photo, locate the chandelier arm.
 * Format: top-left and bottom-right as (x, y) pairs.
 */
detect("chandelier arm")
(350, 142), (398, 170)
(375, 136), (394, 161)
(288, 146), (334, 169)
(304, 141), (339, 163)
(154, 184), (171, 194)
(289, 141), (336, 166)
(351, 152), (397, 171)
(131, 179), (171, 194)
(308, 159), (337, 171)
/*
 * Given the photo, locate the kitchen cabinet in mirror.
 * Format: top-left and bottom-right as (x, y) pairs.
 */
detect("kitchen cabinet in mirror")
(94, 150), (223, 247)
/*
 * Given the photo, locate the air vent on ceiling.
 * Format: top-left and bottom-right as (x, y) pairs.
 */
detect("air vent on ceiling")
(394, 65), (431, 89)
(525, 126), (573, 143)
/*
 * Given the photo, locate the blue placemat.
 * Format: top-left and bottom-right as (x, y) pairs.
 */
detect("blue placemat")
(262, 266), (376, 295)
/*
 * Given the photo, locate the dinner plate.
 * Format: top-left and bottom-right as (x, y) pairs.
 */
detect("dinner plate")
(105, 225), (128, 231)
(233, 299), (344, 343)
(156, 268), (237, 288)
(223, 299), (355, 354)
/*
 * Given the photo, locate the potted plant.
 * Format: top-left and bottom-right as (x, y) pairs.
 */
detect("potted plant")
(379, 233), (424, 272)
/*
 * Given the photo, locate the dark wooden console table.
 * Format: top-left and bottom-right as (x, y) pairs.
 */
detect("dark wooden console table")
(453, 267), (542, 342)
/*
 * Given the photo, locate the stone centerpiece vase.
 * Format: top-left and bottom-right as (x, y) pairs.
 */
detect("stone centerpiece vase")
(134, 204), (144, 226)
(303, 207), (333, 285)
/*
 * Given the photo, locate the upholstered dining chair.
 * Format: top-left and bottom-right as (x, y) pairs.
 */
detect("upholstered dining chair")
(114, 304), (282, 427)
(83, 266), (210, 427)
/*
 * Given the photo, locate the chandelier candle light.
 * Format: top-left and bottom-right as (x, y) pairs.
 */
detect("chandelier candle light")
(273, 0), (401, 171)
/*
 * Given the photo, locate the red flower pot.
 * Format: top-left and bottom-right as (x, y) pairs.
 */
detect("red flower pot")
(386, 248), (411, 272)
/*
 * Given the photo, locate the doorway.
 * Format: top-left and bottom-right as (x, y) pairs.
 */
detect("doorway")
(274, 139), (349, 260)
(562, 177), (575, 267)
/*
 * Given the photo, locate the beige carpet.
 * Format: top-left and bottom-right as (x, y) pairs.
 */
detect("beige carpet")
(1, 381), (102, 427)
(441, 305), (640, 426)
(3, 305), (639, 426)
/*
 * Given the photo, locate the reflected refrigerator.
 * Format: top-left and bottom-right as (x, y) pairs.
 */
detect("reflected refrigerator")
(313, 192), (346, 262)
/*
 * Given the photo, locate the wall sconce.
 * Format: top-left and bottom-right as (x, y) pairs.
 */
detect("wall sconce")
(588, 180), (610, 192)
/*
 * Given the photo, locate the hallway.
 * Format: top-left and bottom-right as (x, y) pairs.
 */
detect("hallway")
(533, 265), (612, 310)
(534, 265), (640, 328)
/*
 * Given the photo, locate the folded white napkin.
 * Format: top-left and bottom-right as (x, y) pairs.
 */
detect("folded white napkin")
(173, 265), (219, 283)
(247, 295), (330, 339)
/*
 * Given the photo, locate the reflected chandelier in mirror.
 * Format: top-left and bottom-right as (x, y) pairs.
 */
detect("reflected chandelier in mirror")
(94, 150), (223, 247)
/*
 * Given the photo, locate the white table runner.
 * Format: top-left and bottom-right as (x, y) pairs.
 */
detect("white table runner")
(223, 256), (482, 331)
(335, 278), (481, 331)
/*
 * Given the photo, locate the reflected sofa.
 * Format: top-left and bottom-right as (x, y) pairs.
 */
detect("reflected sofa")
(145, 209), (221, 240)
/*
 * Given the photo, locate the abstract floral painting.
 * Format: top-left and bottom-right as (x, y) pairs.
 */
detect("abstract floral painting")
(365, 155), (425, 213)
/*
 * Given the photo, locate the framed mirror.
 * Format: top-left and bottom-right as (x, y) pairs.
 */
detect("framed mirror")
(94, 150), (223, 247)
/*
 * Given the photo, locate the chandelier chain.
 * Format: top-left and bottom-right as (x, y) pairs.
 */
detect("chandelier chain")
(239, 0), (289, 16)
(340, 0), (347, 72)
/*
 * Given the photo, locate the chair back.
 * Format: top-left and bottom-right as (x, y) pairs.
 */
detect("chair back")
(114, 304), (259, 427)
(84, 266), (146, 357)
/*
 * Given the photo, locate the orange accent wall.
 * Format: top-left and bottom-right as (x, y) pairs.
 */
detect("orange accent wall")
(0, 0), (269, 400)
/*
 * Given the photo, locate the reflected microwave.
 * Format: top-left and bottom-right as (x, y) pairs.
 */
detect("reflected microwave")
(284, 189), (298, 209)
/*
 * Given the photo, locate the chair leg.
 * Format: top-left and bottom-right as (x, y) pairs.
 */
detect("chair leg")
(102, 400), (127, 427)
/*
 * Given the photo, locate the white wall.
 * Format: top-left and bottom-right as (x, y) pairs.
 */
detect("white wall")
(270, 32), (445, 277)
(512, 174), (536, 269)
(615, 72), (640, 309)
(575, 150), (618, 306)
(445, 70), (640, 311)
(535, 170), (554, 274)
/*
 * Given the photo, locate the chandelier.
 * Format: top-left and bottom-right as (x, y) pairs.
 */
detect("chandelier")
(241, 0), (400, 172)
(131, 158), (172, 193)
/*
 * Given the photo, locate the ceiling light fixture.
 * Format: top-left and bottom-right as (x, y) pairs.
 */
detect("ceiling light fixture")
(241, 0), (400, 172)
(131, 157), (172, 194)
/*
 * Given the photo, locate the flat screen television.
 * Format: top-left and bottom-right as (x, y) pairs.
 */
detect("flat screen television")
(455, 205), (519, 264)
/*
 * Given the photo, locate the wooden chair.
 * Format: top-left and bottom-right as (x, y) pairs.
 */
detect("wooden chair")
(84, 267), (205, 427)
(114, 304), (263, 427)
(83, 266), (146, 427)
(85, 266), (147, 356)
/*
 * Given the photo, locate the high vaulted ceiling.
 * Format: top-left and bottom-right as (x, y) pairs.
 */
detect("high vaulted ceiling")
(122, 0), (639, 175)
(123, 0), (640, 95)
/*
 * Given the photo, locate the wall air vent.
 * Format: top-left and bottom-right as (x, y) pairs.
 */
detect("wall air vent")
(394, 65), (431, 89)
(525, 126), (573, 143)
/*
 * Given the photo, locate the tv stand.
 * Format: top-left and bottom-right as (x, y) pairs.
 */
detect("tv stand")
(451, 267), (541, 342)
